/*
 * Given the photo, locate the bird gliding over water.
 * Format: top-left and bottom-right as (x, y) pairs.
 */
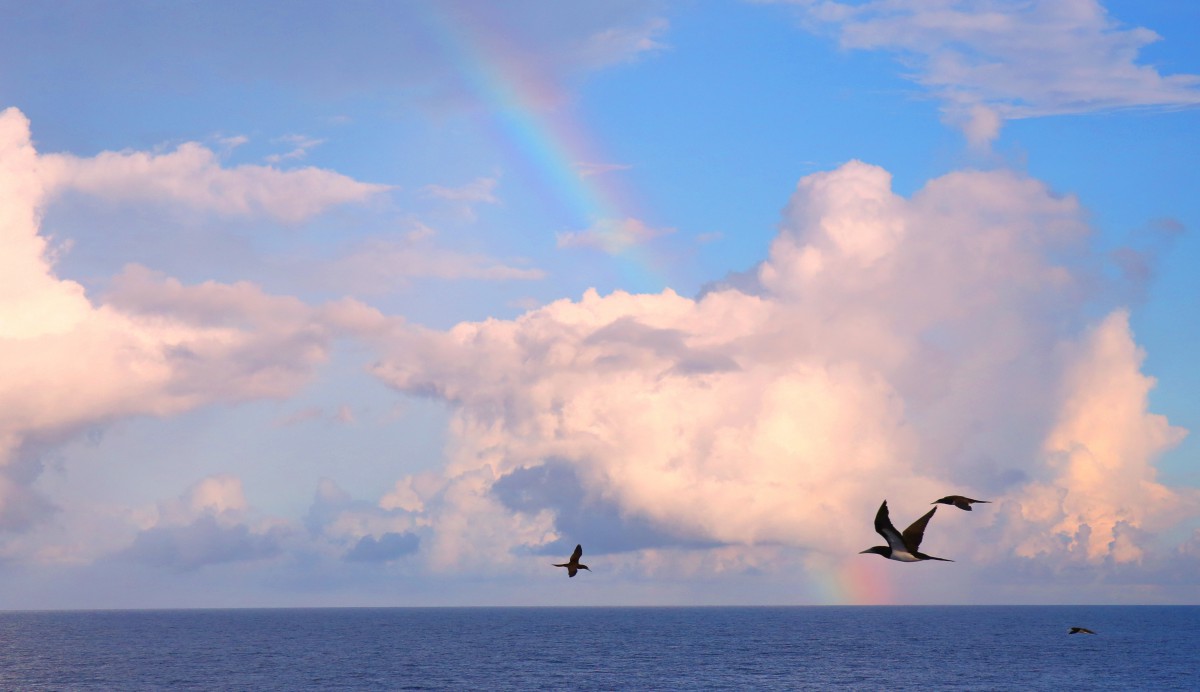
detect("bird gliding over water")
(553, 544), (590, 577)
(932, 495), (991, 511)
(860, 500), (953, 562)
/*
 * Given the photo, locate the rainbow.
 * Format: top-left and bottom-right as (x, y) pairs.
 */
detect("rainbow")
(806, 558), (897, 605)
(413, 2), (675, 293)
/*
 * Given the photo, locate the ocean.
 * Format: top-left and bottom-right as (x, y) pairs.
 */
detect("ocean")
(0, 606), (1195, 690)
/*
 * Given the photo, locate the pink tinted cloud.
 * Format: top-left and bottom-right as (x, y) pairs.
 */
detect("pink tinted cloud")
(370, 159), (1193, 583)
(0, 107), (391, 535)
(39, 139), (389, 223)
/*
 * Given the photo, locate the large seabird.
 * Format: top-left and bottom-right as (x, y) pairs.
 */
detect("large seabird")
(860, 500), (953, 562)
(932, 495), (991, 511)
(553, 544), (590, 577)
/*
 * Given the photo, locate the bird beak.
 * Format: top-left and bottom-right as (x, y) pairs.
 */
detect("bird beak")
(858, 549), (871, 554)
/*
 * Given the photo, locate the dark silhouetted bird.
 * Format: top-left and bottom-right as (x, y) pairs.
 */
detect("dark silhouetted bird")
(932, 495), (991, 511)
(860, 500), (953, 562)
(1069, 627), (1097, 635)
(553, 544), (590, 577)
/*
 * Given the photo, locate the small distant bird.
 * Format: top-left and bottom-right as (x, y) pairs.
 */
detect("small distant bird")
(860, 500), (953, 562)
(932, 495), (991, 511)
(1069, 627), (1097, 635)
(553, 544), (590, 578)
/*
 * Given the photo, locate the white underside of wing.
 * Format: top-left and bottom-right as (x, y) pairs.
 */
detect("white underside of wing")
(881, 527), (910, 555)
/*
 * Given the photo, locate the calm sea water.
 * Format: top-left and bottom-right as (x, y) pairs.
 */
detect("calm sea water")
(0, 606), (1195, 690)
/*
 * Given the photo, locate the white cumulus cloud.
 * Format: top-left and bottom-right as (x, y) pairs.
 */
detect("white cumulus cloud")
(369, 159), (1194, 589)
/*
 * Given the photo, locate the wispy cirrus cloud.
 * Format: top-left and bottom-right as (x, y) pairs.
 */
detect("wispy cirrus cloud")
(420, 177), (499, 204)
(556, 217), (675, 254)
(576, 16), (671, 68)
(321, 231), (545, 294)
(265, 134), (326, 163)
(772, 0), (1200, 146)
(419, 177), (499, 221)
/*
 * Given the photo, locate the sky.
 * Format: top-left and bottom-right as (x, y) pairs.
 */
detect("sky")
(1, 0), (1198, 607)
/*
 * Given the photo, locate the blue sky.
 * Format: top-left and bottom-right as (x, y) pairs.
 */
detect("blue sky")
(1, 0), (1198, 607)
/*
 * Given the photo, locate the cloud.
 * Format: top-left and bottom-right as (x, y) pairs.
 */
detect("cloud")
(1011, 310), (1189, 563)
(164, 474), (249, 521)
(492, 462), (720, 555)
(370, 159), (1194, 585)
(216, 134), (250, 151)
(576, 17), (670, 69)
(344, 532), (420, 563)
(778, 0), (1200, 145)
(304, 477), (426, 564)
(321, 234), (545, 292)
(265, 134), (326, 163)
(123, 517), (285, 571)
(419, 177), (500, 222)
(39, 140), (389, 223)
(420, 177), (499, 205)
(556, 217), (675, 254)
(0, 107), (391, 534)
(121, 475), (289, 571)
(0, 456), (57, 533)
(95, 264), (361, 404)
(1108, 217), (1187, 304)
(305, 477), (360, 534)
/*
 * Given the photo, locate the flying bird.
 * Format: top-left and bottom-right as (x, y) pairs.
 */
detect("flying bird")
(932, 495), (991, 511)
(553, 544), (590, 578)
(860, 500), (953, 562)
(1069, 627), (1097, 635)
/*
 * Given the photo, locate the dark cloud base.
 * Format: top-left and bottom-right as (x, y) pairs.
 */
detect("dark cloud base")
(493, 461), (722, 556)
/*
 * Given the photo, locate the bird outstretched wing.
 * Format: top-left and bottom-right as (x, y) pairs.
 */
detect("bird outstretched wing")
(571, 544), (583, 563)
(873, 501), (907, 553)
(901, 507), (938, 553)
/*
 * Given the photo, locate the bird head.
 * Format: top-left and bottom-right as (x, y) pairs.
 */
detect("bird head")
(859, 546), (889, 557)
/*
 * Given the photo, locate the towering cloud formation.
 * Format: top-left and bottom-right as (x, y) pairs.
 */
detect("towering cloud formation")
(3, 102), (1191, 593)
(1019, 311), (1188, 563)
(373, 159), (1191, 575)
